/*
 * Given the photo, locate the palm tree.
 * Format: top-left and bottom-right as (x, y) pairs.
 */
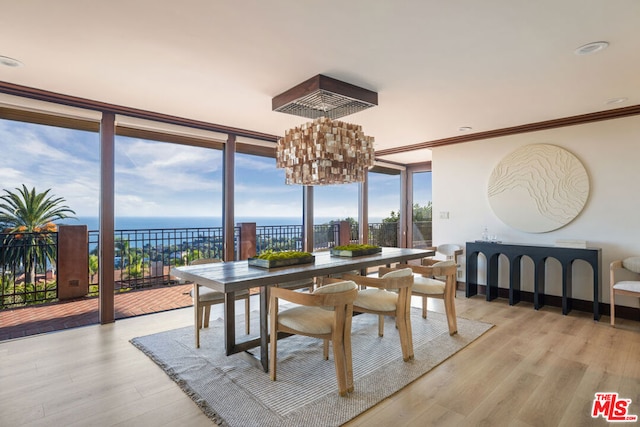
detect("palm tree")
(0, 185), (76, 285)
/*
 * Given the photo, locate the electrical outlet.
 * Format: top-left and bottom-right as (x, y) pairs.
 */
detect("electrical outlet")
(439, 211), (450, 219)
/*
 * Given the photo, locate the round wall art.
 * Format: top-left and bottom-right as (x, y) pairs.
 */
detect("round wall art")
(488, 144), (589, 233)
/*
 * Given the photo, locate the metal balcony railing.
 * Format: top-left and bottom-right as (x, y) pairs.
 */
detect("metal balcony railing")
(1, 231), (58, 307)
(88, 226), (232, 293)
(1, 221), (431, 309)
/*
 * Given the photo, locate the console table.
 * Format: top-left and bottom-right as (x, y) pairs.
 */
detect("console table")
(465, 241), (602, 320)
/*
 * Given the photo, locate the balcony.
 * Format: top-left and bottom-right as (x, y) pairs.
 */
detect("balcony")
(0, 220), (431, 341)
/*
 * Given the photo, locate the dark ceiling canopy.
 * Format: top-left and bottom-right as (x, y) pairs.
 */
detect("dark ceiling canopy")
(272, 74), (378, 120)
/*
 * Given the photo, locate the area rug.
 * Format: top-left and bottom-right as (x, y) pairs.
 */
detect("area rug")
(131, 309), (493, 427)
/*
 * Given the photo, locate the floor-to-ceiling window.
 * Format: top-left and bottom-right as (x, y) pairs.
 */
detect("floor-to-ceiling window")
(314, 182), (359, 246)
(235, 152), (301, 225)
(0, 115), (100, 310)
(411, 170), (432, 248)
(368, 169), (401, 246)
(235, 151), (302, 252)
(111, 132), (223, 308)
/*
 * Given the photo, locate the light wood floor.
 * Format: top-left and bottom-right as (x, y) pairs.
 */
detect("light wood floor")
(1, 293), (639, 426)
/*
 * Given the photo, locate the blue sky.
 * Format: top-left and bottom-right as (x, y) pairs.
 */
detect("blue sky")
(0, 118), (431, 222)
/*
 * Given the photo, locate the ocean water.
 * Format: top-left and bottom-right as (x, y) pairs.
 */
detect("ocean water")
(56, 216), (371, 231)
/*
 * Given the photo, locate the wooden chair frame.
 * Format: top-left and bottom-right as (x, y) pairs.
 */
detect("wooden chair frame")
(269, 285), (358, 396)
(610, 259), (640, 326)
(397, 261), (458, 335)
(340, 270), (415, 362)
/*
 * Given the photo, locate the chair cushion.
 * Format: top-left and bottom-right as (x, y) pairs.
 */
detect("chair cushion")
(313, 280), (357, 294)
(623, 257), (640, 274)
(613, 281), (640, 293)
(412, 275), (445, 295)
(277, 306), (335, 334)
(380, 268), (413, 279)
(432, 260), (456, 268)
(190, 287), (249, 302)
(427, 260), (456, 280)
(354, 288), (398, 312)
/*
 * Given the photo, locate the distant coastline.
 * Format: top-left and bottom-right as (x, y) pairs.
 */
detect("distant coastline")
(57, 216), (384, 231)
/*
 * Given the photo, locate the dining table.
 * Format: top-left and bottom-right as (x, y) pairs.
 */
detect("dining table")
(170, 246), (433, 372)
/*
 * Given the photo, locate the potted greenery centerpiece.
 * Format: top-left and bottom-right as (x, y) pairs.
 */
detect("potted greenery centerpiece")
(248, 249), (315, 269)
(330, 244), (382, 257)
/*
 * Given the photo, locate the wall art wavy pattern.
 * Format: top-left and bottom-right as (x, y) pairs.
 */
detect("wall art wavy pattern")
(488, 144), (589, 233)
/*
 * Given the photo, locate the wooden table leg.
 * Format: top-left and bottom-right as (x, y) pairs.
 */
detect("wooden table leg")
(224, 291), (236, 356)
(260, 286), (269, 372)
(194, 283), (200, 348)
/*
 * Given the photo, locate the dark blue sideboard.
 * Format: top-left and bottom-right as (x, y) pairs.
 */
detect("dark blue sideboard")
(465, 241), (602, 320)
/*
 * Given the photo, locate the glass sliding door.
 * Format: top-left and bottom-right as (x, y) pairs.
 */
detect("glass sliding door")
(368, 170), (401, 247)
(314, 183), (359, 248)
(0, 117), (99, 311)
(112, 133), (223, 315)
(411, 171), (432, 248)
(235, 152), (302, 252)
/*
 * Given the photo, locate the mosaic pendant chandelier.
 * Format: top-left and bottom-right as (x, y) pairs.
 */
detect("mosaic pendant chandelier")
(276, 117), (374, 185)
(273, 75), (377, 185)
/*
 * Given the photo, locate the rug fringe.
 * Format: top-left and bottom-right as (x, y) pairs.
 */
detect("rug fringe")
(130, 338), (228, 426)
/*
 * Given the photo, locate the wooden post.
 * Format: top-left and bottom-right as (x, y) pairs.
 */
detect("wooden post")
(238, 222), (256, 260)
(303, 186), (314, 253)
(339, 220), (351, 246)
(57, 225), (89, 300)
(223, 134), (236, 261)
(99, 112), (115, 324)
(359, 173), (369, 244)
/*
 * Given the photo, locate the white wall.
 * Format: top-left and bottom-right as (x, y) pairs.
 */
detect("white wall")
(432, 114), (640, 307)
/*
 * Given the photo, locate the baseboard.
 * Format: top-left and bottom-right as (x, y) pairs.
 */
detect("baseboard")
(456, 282), (640, 321)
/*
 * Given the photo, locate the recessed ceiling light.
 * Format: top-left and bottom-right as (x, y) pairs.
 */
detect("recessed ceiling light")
(0, 55), (23, 67)
(574, 41), (609, 56)
(605, 97), (628, 105)
(459, 126), (473, 132)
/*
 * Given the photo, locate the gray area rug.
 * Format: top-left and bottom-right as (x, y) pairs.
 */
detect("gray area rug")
(131, 308), (493, 427)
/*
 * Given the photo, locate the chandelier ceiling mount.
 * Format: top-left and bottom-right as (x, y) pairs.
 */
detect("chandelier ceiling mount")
(272, 74), (378, 120)
(273, 75), (377, 186)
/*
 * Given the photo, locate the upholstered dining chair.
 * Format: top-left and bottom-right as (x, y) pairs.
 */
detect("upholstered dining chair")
(269, 280), (358, 396)
(396, 260), (458, 335)
(341, 268), (415, 362)
(435, 243), (464, 264)
(610, 256), (640, 326)
(189, 258), (251, 348)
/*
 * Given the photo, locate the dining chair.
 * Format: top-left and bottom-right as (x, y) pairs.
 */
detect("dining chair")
(396, 260), (458, 335)
(435, 243), (464, 264)
(189, 258), (251, 348)
(269, 280), (358, 396)
(610, 256), (640, 326)
(341, 268), (415, 362)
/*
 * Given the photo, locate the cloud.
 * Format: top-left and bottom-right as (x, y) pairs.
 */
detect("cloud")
(0, 119), (100, 215)
(0, 119), (424, 221)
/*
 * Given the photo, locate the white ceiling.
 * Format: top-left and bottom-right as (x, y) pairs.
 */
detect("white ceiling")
(1, 0), (639, 165)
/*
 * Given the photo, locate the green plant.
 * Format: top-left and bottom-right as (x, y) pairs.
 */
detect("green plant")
(382, 202), (432, 223)
(0, 185), (75, 284)
(256, 249), (312, 260)
(88, 254), (98, 284)
(333, 244), (379, 251)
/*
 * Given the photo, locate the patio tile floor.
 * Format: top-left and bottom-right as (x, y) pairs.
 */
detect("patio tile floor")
(0, 284), (193, 342)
